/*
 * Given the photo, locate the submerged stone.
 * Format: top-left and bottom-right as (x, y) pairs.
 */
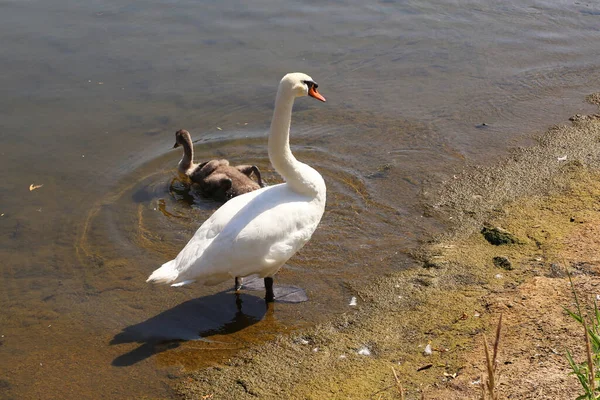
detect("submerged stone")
(492, 256), (513, 270)
(481, 226), (520, 245)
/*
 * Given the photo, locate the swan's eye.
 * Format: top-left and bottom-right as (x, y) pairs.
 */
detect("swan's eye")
(302, 80), (317, 89)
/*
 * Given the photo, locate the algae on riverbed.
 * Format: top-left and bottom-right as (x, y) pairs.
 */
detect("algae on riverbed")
(176, 102), (600, 399)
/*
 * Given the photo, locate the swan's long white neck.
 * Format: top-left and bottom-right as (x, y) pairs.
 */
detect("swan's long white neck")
(268, 85), (320, 196)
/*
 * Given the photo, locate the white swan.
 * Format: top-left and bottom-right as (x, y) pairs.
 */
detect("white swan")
(147, 72), (327, 301)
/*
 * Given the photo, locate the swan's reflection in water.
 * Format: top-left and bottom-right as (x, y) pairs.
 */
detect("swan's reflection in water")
(110, 291), (268, 367)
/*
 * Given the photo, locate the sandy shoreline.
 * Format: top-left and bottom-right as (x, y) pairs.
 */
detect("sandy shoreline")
(174, 96), (600, 399)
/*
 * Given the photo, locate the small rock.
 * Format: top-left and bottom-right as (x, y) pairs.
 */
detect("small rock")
(423, 343), (432, 356)
(357, 346), (371, 356)
(481, 226), (520, 245)
(494, 273), (504, 279)
(493, 256), (513, 270)
(349, 297), (357, 306)
(548, 263), (566, 278)
(423, 260), (447, 269)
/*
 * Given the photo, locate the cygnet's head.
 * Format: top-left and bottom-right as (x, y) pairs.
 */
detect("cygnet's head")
(173, 129), (192, 148)
(280, 72), (326, 102)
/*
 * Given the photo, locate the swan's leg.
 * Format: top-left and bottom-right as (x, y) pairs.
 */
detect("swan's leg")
(235, 292), (243, 312)
(264, 277), (274, 302)
(235, 277), (243, 292)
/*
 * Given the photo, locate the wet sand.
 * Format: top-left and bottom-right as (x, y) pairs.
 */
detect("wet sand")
(175, 97), (600, 399)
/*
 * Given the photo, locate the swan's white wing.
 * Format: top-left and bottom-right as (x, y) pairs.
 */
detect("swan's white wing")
(172, 184), (324, 284)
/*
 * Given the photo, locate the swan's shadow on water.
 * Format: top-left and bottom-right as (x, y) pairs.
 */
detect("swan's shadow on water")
(110, 291), (268, 367)
(110, 279), (307, 367)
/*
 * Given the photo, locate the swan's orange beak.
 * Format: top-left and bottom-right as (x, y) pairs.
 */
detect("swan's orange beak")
(309, 86), (326, 102)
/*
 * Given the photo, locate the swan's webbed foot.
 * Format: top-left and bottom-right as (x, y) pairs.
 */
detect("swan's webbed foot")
(264, 277), (274, 302)
(235, 277), (243, 292)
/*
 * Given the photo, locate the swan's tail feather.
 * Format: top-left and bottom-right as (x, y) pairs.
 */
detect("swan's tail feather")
(146, 260), (178, 285)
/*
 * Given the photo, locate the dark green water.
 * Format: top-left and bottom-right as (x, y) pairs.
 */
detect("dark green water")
(1, 0), (599, 398)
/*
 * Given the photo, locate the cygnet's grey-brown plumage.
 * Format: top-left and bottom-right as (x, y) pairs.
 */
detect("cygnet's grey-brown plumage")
(173, 129), (263, 202)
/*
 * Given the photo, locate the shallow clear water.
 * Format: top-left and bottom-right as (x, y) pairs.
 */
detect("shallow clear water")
(1, 0), (599, 398)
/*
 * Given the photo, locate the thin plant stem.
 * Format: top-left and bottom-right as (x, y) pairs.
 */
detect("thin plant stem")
(493, 314), (503, 372)
(582, 316), (596, 394)
(391, 366), (405, 400)
(483, 334), (496, 400)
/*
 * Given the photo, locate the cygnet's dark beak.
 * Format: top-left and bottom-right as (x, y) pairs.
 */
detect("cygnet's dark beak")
(173, 142), (180, 149)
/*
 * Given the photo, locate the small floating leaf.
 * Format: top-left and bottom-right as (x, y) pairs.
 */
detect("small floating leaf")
(29, 184), (43, 191)
(216, 127), (222, 131)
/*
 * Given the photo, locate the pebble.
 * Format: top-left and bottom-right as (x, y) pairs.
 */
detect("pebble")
(493, 256), (513, 270)
(349, 297), (357, 306)
(357, 346), (371, 356)
(423, 343), (432, 356)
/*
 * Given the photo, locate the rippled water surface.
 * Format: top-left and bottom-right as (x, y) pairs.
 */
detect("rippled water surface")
(1, 0), (600, 398)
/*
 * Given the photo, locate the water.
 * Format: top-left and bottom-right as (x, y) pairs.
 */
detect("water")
(1, 0), (599, 398)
